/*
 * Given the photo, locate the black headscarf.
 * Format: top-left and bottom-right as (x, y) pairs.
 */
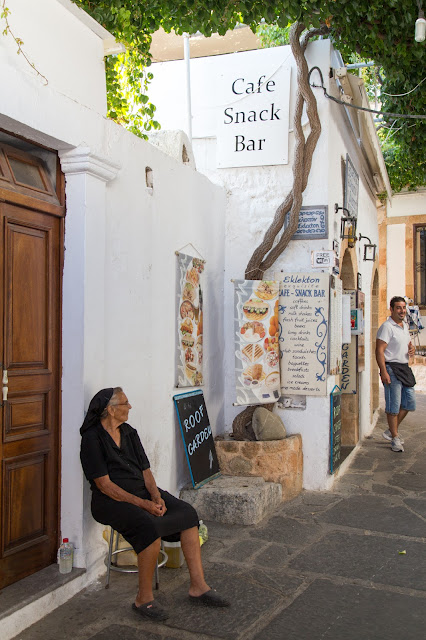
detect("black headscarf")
(80, 388), (114, 435)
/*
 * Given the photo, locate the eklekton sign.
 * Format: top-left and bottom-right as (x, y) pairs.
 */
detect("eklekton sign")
(217, 55), (290, 168)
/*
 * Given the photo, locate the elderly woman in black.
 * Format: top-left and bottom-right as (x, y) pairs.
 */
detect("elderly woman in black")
(80, 387), (229, 622)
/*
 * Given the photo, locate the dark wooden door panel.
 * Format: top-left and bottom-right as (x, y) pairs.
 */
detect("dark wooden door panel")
(4, 392), (48, 442)
(2, 451), (48, 556)
(0, 198), (61, 590)
(6, 222), (49, 368)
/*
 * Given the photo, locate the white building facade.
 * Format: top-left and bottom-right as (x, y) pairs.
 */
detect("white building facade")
(1, 1), (225, 636)
(149, 38), (390, 489)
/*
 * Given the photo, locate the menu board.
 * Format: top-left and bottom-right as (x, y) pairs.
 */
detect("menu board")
(173, 390), (220, 488)
(329, 277), (343, 375)
(176, 253), (205, 387)
(276, 272), (330, 396)
(341, 289), (358, 394)
(330, 386), (342, 474)
(234, 280), (281, 405)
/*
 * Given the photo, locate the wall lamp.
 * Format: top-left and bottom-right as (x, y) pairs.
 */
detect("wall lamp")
(415, 2), (426, 42)
(358, 233), (377, 261)
(336, 203), (357, 247)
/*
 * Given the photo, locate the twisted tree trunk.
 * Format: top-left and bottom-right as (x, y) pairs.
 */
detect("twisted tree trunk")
(232, 22), (330, 440)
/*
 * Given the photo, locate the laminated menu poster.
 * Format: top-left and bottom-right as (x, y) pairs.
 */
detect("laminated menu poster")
(234, 280), (281, 405)
(275, 272), (330, 396)
(176, 253), (205, 387)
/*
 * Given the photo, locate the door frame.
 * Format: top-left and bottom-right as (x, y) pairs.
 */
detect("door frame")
(0, 140), (65, 576)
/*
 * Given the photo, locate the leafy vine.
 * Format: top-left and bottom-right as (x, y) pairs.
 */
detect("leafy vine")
(1, 1), (48, 84)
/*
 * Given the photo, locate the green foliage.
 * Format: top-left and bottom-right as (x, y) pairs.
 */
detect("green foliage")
(256, 22), (292, 48)
(74, 1), (160, 138)
(74, 1), (424, 189)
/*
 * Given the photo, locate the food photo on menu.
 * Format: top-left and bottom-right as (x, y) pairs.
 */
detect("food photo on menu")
(176, 254), (205, 388)
(234, 280), (281, 405)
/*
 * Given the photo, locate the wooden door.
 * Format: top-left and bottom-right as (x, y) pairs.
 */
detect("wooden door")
(0, 143), (63, 589)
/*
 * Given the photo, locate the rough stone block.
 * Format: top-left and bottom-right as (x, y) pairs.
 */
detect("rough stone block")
(252, 407), (286, 440)
(179, 476), (282, 525)
(215, 435), (303, 502)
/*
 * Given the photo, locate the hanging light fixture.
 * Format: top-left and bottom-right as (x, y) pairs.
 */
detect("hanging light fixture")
(415, 2), (426, 41)
(336, 203), (357, 247)
(358, 234), (377, 262)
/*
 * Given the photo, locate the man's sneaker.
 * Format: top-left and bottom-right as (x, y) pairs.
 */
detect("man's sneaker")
(383, 429), (404, 444)
(391, 436), (404, 452)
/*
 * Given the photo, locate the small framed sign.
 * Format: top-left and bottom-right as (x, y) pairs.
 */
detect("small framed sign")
(291, 205), (328, 240)
(312, 250), (335, 269)
(173, 390), (220, 489)
(357, 272), (362, 291)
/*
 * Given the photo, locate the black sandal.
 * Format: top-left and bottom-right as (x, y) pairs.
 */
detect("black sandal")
(132, 601), (169, 621)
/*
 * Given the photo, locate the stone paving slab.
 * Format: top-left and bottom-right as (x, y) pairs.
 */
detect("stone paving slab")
(253, 543), (290, 568)
(155, 567), (282, 639)
(388, 472), (426, 492)
(88, 626), (176, 640)
(243, 567), (305, 597)
(318, 494), (426, 537)
(252, 579), (426, 640)
(371, 483), (405, 496)
(219, 539), (264, 562)
(249, 515), (323, 547)
(404, 498), (426, 517)
(289, 531), (426, 590)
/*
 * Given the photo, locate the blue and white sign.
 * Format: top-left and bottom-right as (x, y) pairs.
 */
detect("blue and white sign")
(292, 206), (328, 239)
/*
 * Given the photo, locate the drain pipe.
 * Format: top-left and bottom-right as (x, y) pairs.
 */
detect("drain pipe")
(183, 33), (193, 143)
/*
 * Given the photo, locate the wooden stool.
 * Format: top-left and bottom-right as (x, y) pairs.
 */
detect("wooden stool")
(105, 527), (168, 589)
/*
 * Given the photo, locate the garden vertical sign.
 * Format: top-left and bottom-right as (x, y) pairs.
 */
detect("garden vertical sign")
(173, 390), (220, 489)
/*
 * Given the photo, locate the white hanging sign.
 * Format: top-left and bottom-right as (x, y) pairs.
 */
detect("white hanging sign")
(217, 62), (290, 168)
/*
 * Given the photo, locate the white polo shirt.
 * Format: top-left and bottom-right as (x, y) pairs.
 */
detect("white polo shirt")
(376, 316), (410, 363)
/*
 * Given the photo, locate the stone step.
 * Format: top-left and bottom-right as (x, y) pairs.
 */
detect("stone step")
(179, 475), (282, 526)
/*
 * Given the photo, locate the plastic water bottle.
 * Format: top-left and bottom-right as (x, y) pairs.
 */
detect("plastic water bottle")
(58, 538), (73, 574)
(199, 521), (208, 546)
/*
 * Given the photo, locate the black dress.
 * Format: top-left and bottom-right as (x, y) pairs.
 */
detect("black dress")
(80, 422), (198, 554)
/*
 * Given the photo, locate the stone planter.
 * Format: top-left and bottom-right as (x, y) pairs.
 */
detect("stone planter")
(215, 435), (303, 501)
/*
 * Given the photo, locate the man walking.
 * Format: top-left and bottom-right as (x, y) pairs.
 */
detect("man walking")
(376, 296), (416, 452)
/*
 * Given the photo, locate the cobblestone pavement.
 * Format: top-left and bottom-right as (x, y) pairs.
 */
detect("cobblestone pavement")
(13, 397), (426, 640)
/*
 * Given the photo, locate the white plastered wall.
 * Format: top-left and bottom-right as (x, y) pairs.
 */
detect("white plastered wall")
(388, 190), (426, 218)
(387, 190), (426, 326)
(0, 0), (226, 588)
(387, 224), (407, 300)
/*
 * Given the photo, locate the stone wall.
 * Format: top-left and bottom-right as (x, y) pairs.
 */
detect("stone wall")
(215, 435), (303, 501)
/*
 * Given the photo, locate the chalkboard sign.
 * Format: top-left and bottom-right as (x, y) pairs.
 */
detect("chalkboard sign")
(173, 390), (220, 489)
(330, 385), (342, 474)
